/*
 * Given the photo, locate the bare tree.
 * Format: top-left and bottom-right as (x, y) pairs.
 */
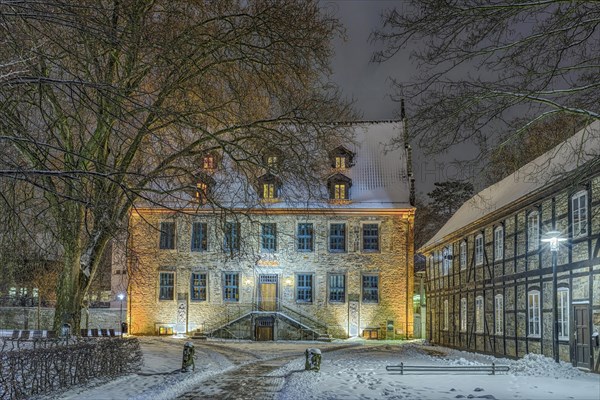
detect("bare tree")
(0, 0), (353, 329)
(373, 1), (600, 154)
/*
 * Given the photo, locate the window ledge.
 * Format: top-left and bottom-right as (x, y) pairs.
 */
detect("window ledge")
(329, 199), (351, 205)
(527, 334), (541, 339)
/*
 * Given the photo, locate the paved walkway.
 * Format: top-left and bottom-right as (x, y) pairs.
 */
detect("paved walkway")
(178, 342), (356, 400)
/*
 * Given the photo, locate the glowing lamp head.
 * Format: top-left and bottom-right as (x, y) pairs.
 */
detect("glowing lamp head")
(117, 293), (125, 301)
(541, 230), (567, 252)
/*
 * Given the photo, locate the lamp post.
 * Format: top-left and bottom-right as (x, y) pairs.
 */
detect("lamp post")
(541, 230), (567, 363)
(118, 293), (125, 337)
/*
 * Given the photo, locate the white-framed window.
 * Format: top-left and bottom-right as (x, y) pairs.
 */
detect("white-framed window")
(557, 288), (569, 340)
(571, 190), (588, 238)
(460, 297), (467, 332)
(442, 246), (451, 275)
(475, 234), (484, 265)
(443, 299), (449, 331)
(475, 295), (484, 333)
(527, 290), (541, 337)
(494, 294), (503, 335)
(460, 240), (467, 270)
(527, 211), (539, 251)
(494, 226), (504, 261)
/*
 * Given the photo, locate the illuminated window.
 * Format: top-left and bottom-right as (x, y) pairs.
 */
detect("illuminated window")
(267, 155), (278, 167)
(190, 273), (207, 301)
(263, 183), (275, 199)
(223, 273), (239, 302)
(335, 156), (346, 169)
(202, 154), (215, 170)
(328, 174), (351, 200)
(196, 182), (208, 203)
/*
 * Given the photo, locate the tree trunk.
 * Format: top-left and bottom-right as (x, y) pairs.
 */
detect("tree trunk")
(53, 247), (85, 331)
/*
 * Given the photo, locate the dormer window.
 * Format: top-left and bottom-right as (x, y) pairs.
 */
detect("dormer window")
(267, 155), (278, 167)
(194, 174), (214, 204)
(329, 146), (354, 169)
(257, 173), (281, 201)
(263, 149), (283, 169)
(202, 154), (216, 171)
(327, 173), (352, 201)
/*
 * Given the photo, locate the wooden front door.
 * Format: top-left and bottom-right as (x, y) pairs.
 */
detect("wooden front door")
(259, 274), (278, 311)
(574, 304), (591, 368)
(256, 318), (274, 341)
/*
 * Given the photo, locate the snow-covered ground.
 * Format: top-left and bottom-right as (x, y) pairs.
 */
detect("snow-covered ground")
(27, 337), (599, 399)
(278, 340), (600, 400)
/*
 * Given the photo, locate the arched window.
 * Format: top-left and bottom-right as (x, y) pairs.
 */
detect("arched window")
(527, 290), (541, 337)
(557, 288), (569, 340)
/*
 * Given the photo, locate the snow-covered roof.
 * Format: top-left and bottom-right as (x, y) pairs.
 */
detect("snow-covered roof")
(336, 121), (411, 208)
(140, 121), (413, 211)
(421, 120), (600, 251)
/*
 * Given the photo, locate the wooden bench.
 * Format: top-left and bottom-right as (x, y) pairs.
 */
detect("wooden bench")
(386, 362), (510, 375)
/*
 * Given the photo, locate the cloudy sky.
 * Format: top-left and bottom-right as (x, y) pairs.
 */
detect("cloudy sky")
(327, 1), (479, 195)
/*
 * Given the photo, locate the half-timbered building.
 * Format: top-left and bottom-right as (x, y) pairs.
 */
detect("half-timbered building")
(419, 121), (600, 371)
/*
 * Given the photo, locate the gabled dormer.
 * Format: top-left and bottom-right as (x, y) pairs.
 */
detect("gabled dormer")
(262, 148), (283, 170)
(194, 174), (215, 204)
(329, 145), (355, 169)
(201, 152), (219, 172)
(257, 172), (281, 201)
(327, 173), (352, 201)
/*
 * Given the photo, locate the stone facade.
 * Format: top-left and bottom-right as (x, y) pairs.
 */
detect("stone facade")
(422, 172), (600, 371)
(123, 209), (414, 338)
(115, 121), (416, 340)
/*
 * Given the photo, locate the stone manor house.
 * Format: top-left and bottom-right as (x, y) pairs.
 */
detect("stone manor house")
(420, 120), (600, 371)
(112, 121), (415, 340)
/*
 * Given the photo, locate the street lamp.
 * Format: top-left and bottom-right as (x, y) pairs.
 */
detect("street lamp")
(118, 293), (125, 337)
(541, 230), (567, 363)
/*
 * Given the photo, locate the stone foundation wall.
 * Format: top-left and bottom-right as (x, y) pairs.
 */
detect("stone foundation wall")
(0, 307), (122, 331)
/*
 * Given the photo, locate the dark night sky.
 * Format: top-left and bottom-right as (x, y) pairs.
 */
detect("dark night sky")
(328, 1), (481, 196)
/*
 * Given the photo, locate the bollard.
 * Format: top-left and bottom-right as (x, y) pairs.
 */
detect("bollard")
(181, 341), (196, 372)
(304, 348), (322, 372)
(61, 323), (71, 344)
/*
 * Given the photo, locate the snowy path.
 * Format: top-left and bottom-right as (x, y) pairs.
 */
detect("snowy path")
(33, 338), (600, 400)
